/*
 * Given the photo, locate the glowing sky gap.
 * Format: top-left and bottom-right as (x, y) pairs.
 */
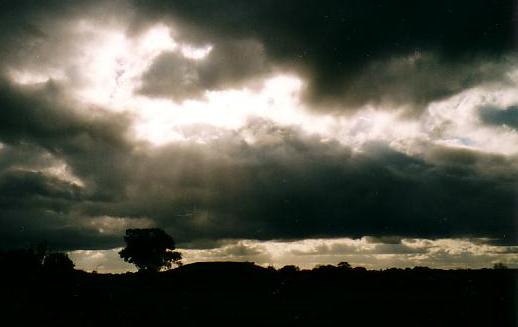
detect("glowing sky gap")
(69, 237), (518, 273)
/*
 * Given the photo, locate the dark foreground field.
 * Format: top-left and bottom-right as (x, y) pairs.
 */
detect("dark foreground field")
(1, 262), (516, 327)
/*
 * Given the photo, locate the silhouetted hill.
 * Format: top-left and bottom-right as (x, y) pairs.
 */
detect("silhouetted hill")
(0, 262), (516, 326)
(175, 261), (269, 275)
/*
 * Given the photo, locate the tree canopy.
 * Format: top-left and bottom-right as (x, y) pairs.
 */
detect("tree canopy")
(119, 228), (182, 272)
(43, 252), (75, 273)
(0, 242), (75, 274)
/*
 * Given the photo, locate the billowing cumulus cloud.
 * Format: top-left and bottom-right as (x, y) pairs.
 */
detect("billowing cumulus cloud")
(131, 0), (517, 109)
(0, 0), (517, 270)
(138, 39), (269, 100)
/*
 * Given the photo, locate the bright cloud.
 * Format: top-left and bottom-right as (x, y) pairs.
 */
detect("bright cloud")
(7, 19), (518, 158)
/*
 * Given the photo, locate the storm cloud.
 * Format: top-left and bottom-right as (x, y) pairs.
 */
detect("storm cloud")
(0, 0), (517, 269)
(131, 0), (517, 109)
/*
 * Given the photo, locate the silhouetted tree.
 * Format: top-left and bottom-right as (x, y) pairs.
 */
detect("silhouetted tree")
(0, 242), (74, 274)
(279, 265), (300, 273)
(337, 261), (352, 269)
(119, 228), (182, 272)
(313, 264), (339, 274)
(42, 252), (75, 273)
(493, 262), (508, 269)
(35, 241), (48, 265)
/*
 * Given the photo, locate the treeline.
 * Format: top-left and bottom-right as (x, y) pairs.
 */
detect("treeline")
(0, 260), (516, 327)
(0, 242), (74, 275)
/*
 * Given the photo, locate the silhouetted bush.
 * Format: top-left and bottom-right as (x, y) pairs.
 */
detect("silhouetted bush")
(313, 264), (338, 273)
(0, 242), (74, 275)
(279, 265), (300, 273)
(0, 248), (42, 274)
(493, 262), (508, 269)
(337, 261), (352, 269)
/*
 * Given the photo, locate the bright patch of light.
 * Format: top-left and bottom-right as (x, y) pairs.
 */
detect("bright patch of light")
(132, 73), (314, 145)
(42, 162), (85, 187)
(423, 83), (518, 155)
(180, 44), (213, 60)
(81, 216), (155, 235)
(68, 237), (518, 273)
(8, 69), (65, 85)
(176, 237), (518, 270)
(334, 108), (423, 153)
(69, 248), (135, 273)
(53, 22), (210, 108)
(8, 159), (85, 188)
(140, 24), (177, 52)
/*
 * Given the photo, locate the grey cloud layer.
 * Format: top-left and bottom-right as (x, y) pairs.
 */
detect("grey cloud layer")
(0, 76), (517, 249)
(0, 1), (517, 254)
(0, 78), (135, 249)
(139, 39), (269, 100)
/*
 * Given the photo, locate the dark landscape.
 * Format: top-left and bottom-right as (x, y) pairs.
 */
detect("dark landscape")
(1, 255), (516, 326)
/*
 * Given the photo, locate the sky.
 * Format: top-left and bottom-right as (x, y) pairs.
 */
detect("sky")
(1, 0), (518, 272)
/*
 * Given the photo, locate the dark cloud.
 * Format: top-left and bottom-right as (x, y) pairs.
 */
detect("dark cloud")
(0, 142), (55, 172)
(1, 0), (515, 110)
(70, 121), (518, 247)
(139, 39), (269, 100)
(0, 79), (127, 146)
(0, 0), (130, 71)
(0, 169), (81, 200)
(0, 1), (517, 255)
(0, 75), (517, 249)
(0, 78), (135, 199)
(132, 0), (516, 109)
(332, 54), (514, 112)
(364, 236), (403, 244)
(0, 77), (136, 249)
